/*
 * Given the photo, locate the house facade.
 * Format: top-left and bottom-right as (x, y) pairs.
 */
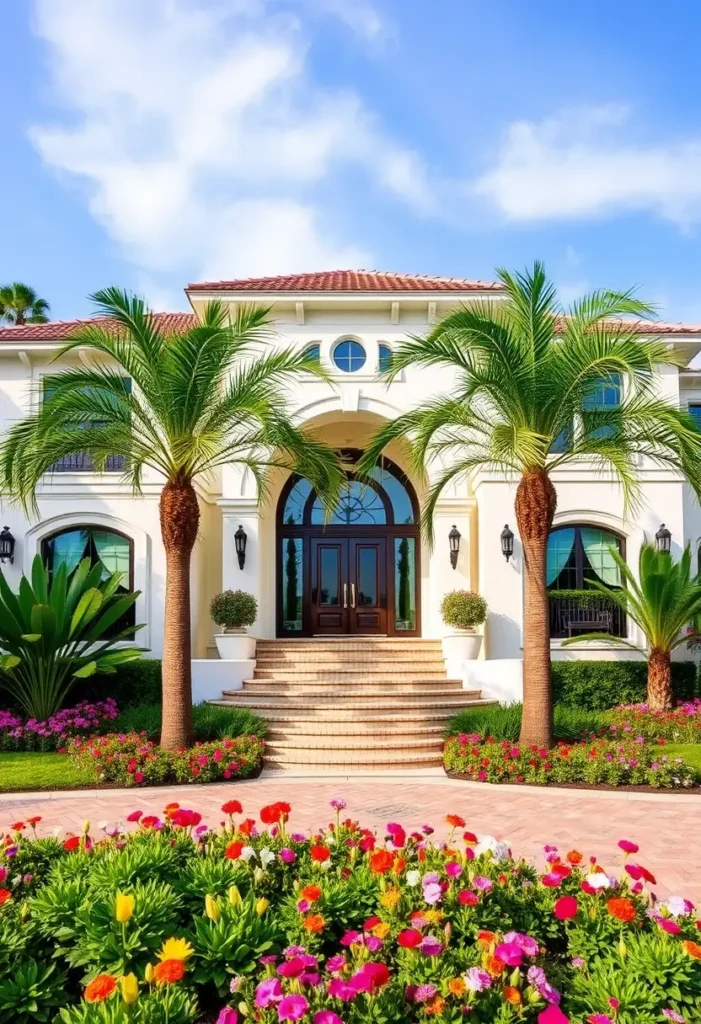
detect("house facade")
(2, 270), (701, 707)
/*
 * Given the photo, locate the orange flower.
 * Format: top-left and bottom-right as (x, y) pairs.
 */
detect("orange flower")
(448, 978), (466, 997)
(372, 921), (391, 939)
(153, 959), (186, 985)
(485, 955), (505, 976)
(566, 849), (583, 865)
(225, 841), (243, 860)
(301, 885), (322, 903)
(477, 929), (496, 946)
(393, 857), (407, 875)
(369, 849), (394, 874)
(446, 814), (465, 828)
(683, 940), (701, 960)
(303, 914), (325, 934)
(425, 995), (446, 1016)
(504, 987), (522, 1005)
(0, 890), (12, 906)
(606, 897), (636, 923)
(84, 975), (117, 1003)
(164, 803), (180, 820)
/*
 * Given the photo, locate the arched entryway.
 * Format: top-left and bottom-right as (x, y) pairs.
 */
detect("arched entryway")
(276, 451), (421, 636)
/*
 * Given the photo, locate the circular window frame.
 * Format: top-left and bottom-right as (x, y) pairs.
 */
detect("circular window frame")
(332, 337), (367, 374)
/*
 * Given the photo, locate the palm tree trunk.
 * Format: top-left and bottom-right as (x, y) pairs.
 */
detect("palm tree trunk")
(647, 647), (672, 711)
(515, 469), (557, 749)
(159, 480), (200, 749)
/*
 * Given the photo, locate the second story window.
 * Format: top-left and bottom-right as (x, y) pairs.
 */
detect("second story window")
(688, 403), (701, 430)
(332, 339), (366, 373)
(378, 344), (393, 373)
(44, 378), (131, 473)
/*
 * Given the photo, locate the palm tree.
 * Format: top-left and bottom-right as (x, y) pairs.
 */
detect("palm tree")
(0, 282), (50, 325)
(0, 289), (342, 749)
(359, 263), (701, 747)
(564, 542), (701, 709)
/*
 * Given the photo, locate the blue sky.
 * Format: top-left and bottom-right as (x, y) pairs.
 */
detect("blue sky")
(3, 0), (701, 321)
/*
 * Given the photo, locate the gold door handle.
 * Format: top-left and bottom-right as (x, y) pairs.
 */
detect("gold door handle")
(351, 583), (356, 608)
(343, 583), (348, 608)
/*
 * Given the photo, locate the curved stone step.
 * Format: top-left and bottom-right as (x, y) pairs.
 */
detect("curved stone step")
(264, 748), (444, 769)
(251, 668), (449, 680)
(221, 689), (477, 704)
(243, 679), (462, 693)
(267, 722), (446, 739)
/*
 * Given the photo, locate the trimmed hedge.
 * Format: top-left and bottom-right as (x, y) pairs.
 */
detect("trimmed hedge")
(552, 658), (697, 710)
(71, 658), (162, 708)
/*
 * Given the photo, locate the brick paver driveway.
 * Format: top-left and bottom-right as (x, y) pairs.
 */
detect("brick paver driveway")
(2, 772), (697, 900)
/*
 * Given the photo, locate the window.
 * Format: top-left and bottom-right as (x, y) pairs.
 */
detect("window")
(303, 344), (320, 364)
(378, 344), (392, 373)
(41, 526), (135, 635)
(583, 373), (621, 441)
(688, 404), (701, 431)
(547, 524), (626, 638)
(549, 426), (572, 454)
(44, 378), (131, 473)
(311, 480), (387, 525)
(282, 459), (415, 527)
(332, 339), (366, 373)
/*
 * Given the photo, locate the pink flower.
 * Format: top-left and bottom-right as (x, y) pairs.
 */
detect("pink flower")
(657, 917), (681, 935)
(278, 995), (309, 1022)
(617, 839), (639, 854)
(662, 1011), (685, 1023)
(539, 1008), (569, 1024)
(494, 941), (523, 966)
(327, 978), (356, 1002)
(458, 890), (478, 905)
(445, 861), (462, 878)
(554, 896), (578, 921)
(126, 810), (142, 822)
(279, 848), (296, 863)
(216, 1010), (239, 1024)
(255, 979), (283, 1008)
(587, 1017), (613, 1024)
(314, 1014), (343, 1024)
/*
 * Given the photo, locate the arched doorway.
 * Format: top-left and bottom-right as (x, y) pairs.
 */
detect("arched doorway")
(277, 452), (421, 636)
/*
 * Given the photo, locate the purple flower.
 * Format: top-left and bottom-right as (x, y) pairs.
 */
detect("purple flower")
(278, 995), (309, 1022)
(326, 954), (346, 974)
(255, 979), (283, 1008)
(279, 848), (296, 863)
(216, 1010), (239, 1024)
(504, 931), (539, 957)
(662, 1011), (685, 1023)
(527, 966), (560, 1005)
(473, 875), (493, 891)
(422, 882), (443, 905)
(420, 935), (443, 956)
(464, 967), (492, 992)
(414, 984), (437, 1003)
(330, 798), (346, 811)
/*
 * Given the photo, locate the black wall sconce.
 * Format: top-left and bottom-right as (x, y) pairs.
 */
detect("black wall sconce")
(655, 523), (671, 553)
(0, 527), (15, 565)
(501, 524), (514, 562)
(234, 525), (247, 569)
(448, 525), (461, 569)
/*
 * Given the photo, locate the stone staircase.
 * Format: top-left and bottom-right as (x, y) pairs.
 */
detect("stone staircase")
(210, 638), (496, 770)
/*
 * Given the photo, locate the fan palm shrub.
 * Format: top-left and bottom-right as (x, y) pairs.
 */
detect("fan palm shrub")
(0, 282), (50, 325)
(564, 542), (701, 709)
(360, 262), (701, 747)
(0, 289), (342, 747)
(0, 555), (143, 719)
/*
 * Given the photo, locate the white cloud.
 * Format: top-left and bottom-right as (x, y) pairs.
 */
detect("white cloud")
(472, 104), (701, 228)
(29, 0), (425, 300)
(311, 0), (385, 40)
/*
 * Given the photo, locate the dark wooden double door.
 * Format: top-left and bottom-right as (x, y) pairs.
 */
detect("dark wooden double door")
(311, 537), (387, 634)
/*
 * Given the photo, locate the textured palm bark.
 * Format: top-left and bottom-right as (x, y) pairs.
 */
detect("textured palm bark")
(647, 647), (672, 711)
(515, 469), (557, 749)
(159, 481), (200, 750)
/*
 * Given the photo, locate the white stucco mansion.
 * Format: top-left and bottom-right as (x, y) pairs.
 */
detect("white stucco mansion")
(2, 269), (701, 706)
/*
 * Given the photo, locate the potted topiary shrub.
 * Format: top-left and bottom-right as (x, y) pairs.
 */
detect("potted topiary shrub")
(210, 590), (258, 660)
(440, 589), (487, 667)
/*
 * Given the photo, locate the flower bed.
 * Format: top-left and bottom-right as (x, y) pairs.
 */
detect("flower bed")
(69, 731), (264, 786)
(0, 699), (119, 752)
(605, 699), (701, 744)
(443, 733), (697, 788)
(1, 802), (700, 1023)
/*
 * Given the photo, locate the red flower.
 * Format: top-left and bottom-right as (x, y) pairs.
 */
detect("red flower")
(260, 802), (291, 825)
(171, 809), (202, 828)
(238, 818), (255, 836)
(368, 849), (394, 874)
(222, 800), (243, 815)
(301, 885), (322, 902)
(10, 822), (25, 832)
(141, 816), (160, 829)
(458, 890), (478, 906)
(617, 839), (639, 854)
(607, 897), (636, 923)
(63, 836), (81, 851)
(225, 841), (243, 860)
(0, 889), (12, 905)
(446, 814), (465, 828)
(26, 816), (41, 826)
(364, 916), (381, 930)
(554, 896), (578, 921)
(310, 845), (331, 862)
(126, 810), (142, 822)
(153, 959), (186, 984)
(397, 929), (422, 948)
(463, 831), (477, 845)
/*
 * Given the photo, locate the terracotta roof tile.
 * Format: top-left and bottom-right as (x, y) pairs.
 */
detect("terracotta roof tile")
(0, 311), (197, 343)
(187, 269), (506, 293)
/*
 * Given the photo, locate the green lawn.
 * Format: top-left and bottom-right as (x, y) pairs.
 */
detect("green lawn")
(653, 744), (701, 772)
(0, 752), (97, 792)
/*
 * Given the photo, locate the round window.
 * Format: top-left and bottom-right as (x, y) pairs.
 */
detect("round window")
(333, 339), (366, 373)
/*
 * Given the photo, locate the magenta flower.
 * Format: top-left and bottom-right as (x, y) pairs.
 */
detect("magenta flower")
(538, 1007), (570, 1024)
(473, 876), (493, 891)
(464, 967), (491, 992)
(327, 978), (357, 1002)
(445, 861), (462, 878)
(216, 1010), (239, 1024)
(504, 932), (539, 957)
(314, 1013), (343, 1024)
(278, 957), (306, 978)
(617, 839), (639, 854)
(340, 930), (361, 946)
(326, 954), (346, 974)
(330, 799), (346, 811)
(278, 995), (309, 1022)
(255, 979), (283, 1008)
(494, 941), (523, 966)
(279, 848), (296, 863)
(586, 1017), (613, 1024)
(414, 984), (437, 1002)
(420, 935), (443, 956)
(662, 1010), (685, 1023)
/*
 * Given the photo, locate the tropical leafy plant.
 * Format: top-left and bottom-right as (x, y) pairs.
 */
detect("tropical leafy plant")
(0, 555), (143, 719)
(563, 542), (701, 709)
(360, 262), (701, 746)
(0, 289), (343, 748)
(0, 282), (50, 325)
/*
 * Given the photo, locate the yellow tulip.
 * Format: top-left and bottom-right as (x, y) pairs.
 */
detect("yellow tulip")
(82, 819), (91, 835)
(119, 973), (139, 1005)
(157, 937), (194, 962)
(205, 894), (220, 921)
(228, 885), (243, 907)
(256, 898), (270, 916)
(145, 963), (155, 984)
(115, 892), (134, 923)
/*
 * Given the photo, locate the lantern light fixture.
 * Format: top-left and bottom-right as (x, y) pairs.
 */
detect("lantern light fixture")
(234, 525), (247, 569)
(0, 527), (15, 564)
(448, 525), (461, 570)
(500, 524), (514, 563)
(655, 523), (672, 553)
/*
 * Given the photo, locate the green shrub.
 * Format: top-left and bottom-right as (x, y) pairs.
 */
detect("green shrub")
(210, 589), (257, 630)
(70, 660), (162, 709)
(440, 589), (487, 629)
(109, 702), (266, 741)
(446, 703), (607, 741)
(553, 659), (697, 710)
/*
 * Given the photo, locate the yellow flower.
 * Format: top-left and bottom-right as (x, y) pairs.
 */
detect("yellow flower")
(157, 937), (194, 962)
(372, 922), (391, 939)
(115, 893), (134, 924)
(205, 894), (220, 921)
(379, 887), (401, 910)
(82, 819), (90, 835)
(448, 978), (466, 997)
(229, 885), (243, 907)
(423, 909), (445, 925)
(256, 898), (270, 916)
(144, 964), (155, 984)
(119, 974), (139, 1005)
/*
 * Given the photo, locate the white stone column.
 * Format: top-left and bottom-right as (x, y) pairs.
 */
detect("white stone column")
(218, 500), (262, 621)
(427, 499), (475, 638)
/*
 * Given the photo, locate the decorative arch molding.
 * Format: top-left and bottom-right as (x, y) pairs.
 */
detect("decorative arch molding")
(551, 509), (629, 537)
(26, 511), (152, 647)
(291, 393), (406, 426)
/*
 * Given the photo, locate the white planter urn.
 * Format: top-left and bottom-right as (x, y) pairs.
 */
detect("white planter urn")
(214, 630), (256, 660)
(442, 628), (483, 680)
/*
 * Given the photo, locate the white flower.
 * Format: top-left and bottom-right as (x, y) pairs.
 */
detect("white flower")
(585, 873), (615, 890)
(98, 820), (109, 831)
(259, 847), (276, 869)
(662, 896), (694, 917)
(52, 826), (63, 837)
(474, 836), (510, 862)
(406, 870), (421, 887)
(240, 845), (256, 862)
